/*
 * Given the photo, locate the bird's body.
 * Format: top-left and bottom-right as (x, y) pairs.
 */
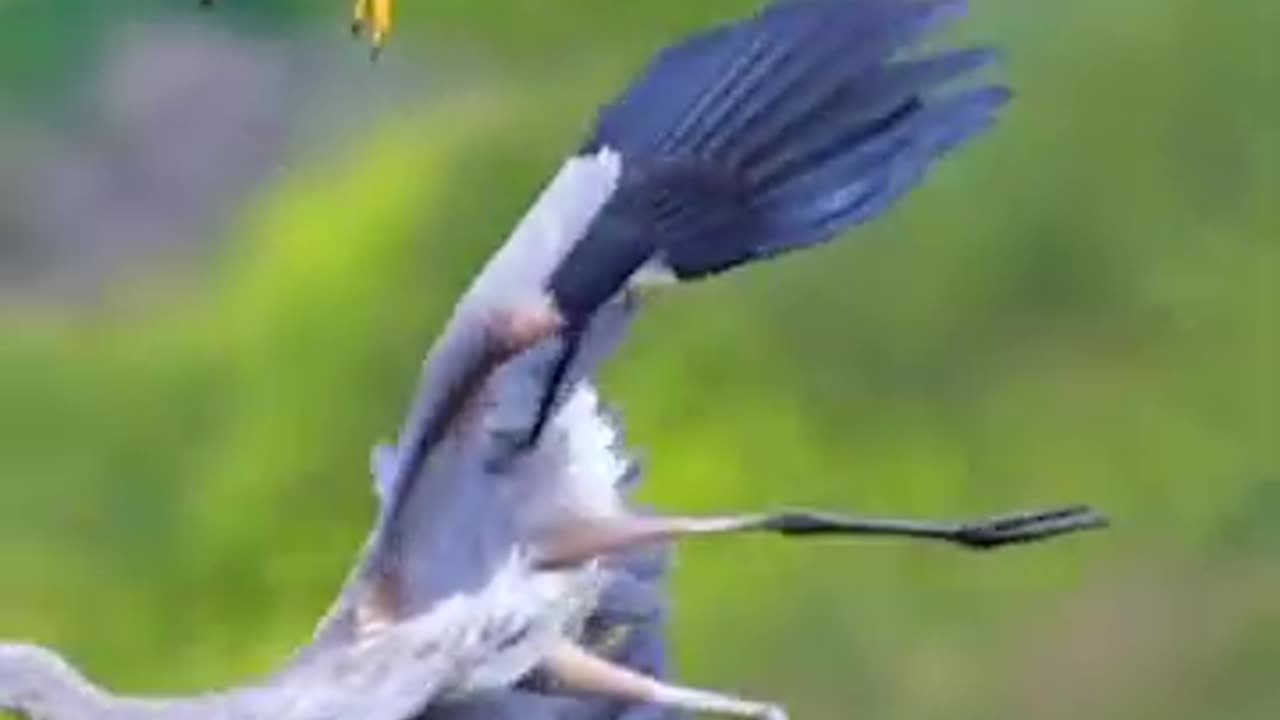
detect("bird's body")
(305, 148), (638, 660)
(345, 381), (638, 702)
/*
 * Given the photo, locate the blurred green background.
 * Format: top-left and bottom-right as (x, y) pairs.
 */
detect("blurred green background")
(1, 1), (1278, 718)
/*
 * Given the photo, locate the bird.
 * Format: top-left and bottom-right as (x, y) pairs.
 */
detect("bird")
(1, 1), (1108, 719)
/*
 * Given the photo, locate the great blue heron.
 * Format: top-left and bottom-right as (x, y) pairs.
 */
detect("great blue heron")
(1, 1), (1107, 719)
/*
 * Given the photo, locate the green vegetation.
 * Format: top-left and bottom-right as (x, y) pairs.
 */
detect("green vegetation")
(1, 1), (1277, 718)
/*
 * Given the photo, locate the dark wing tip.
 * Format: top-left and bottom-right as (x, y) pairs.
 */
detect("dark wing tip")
(574, 0), (1006, 285)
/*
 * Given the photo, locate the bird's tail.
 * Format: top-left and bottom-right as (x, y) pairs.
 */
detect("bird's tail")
(549, 0), (1007, 320)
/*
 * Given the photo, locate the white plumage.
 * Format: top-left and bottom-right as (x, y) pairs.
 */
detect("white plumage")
(460, 149), (622, 314)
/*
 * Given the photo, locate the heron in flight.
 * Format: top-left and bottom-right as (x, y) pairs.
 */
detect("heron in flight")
(1, 1), (1106, 719)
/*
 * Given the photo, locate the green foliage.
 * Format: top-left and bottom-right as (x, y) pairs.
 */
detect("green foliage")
(2, 0), (1278, 717)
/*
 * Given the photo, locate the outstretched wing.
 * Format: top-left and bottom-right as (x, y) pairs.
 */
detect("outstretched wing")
(540, 0), (1006, 433)
(552, 0), (1004, 316)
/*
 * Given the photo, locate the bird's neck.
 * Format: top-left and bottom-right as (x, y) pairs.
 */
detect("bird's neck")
(0, 643), (240, 720)
(0, 644), (107, 720)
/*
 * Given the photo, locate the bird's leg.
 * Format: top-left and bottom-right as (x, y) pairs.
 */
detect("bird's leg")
(537, 515), (760, 569)
(535, 506), (1107, 568)
(541, 640), (787, 720)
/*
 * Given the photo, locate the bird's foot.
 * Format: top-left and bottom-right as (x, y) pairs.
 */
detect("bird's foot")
(951, 505), (1108, 550)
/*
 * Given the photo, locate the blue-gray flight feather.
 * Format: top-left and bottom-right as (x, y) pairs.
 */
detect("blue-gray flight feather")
(531, 0), (1006, 445)
(549, 0), (1007, 322)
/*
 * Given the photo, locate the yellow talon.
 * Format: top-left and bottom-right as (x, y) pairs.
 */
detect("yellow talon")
(352, 0), (370, 35)
(352, 0), (393, 52)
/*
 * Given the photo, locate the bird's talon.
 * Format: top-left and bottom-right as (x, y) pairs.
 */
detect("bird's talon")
(350, 0), (393, 51)
(952, 506), (1108, 549)
(984, 505), (1082, 531)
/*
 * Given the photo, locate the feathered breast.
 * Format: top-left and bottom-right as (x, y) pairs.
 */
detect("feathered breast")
(508, 382), (633, 534)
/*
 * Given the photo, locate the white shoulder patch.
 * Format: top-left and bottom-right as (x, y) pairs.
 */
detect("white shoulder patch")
(463, 148), (623, 309)
(370, 443), (398, 500)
